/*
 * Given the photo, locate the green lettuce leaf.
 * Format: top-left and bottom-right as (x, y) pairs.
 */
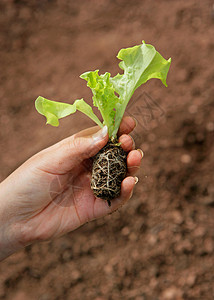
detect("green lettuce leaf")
(111, 41), (171, 137)
(35, 96), (103, 127)
(80, 70), (118, 137)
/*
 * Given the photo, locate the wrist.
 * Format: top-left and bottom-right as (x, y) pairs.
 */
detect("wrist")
(0, 220), (24, 261)
(0, 224), (18, 261)
(0, 181), (25, 261)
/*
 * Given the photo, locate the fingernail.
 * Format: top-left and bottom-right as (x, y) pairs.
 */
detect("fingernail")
(92, 125), (108, 143)
(132, 117), (138, 128)
(137, 149), (144, 158)
(134, 176), (139, 184)
(130, 135), (135, 150)
(129, 189), (134, 200)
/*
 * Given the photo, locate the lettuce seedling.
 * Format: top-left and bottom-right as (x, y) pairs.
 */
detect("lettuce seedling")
(35, 41), (171, 204)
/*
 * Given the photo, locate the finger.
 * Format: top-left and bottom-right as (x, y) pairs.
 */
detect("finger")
(69, 125), (109, 159)
(74, 126), (100, 138)
(127, 149), (143, 176)
(36, 126), (108, 174)
(93, 176), (136, 219)
(110, 176), (136, 210)
(119, 134), (135, 152)
(118, 116), (137, 136)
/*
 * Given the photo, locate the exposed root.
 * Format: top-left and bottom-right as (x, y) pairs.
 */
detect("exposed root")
(91, 141), (127, 205)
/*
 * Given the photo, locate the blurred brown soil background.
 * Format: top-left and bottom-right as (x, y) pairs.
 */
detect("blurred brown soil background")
(0, 0), (214, 299)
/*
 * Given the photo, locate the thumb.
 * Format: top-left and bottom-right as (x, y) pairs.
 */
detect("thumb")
(34, 126), (108, 174)
(71, 125), (109, 160)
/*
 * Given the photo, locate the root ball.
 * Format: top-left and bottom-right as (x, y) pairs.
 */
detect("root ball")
(91, 141), (127, 205)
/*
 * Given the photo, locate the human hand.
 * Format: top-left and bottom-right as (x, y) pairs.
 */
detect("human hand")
(0, 116), (143, 260)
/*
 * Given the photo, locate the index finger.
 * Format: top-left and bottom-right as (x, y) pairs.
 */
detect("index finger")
(117, 116), (137, 136)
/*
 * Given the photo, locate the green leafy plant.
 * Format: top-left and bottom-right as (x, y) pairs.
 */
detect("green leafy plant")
(35, 41), (171, 204)
(35, 41), (171, 141)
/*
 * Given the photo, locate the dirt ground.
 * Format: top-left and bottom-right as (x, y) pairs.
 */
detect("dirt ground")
(0, 0), (214, 299)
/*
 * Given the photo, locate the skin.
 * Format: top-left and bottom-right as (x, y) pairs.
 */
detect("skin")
(0, 116), (143, 261)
